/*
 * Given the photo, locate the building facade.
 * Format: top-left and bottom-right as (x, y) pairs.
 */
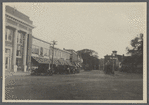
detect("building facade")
(64, 49), (83, 67)
(63, 49), (77, 62)
(104, 51), (124, 70)
(5, 6), (35, 72)
(50, 47), (70, 60)
(32, 36), (50, 59)
(31, 36), (72, 69)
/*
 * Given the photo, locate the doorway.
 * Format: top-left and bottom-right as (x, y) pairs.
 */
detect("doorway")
(5, 48), (11, 70)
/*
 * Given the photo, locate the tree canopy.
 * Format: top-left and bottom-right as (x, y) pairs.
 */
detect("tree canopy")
(126, 33), (143, 64)
(77, 49), (99, 70)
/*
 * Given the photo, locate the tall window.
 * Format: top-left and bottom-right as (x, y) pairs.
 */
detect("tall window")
(17, 32), (23, 44)
(16, 32), (24, 57)
(5, 28), (13, 42)
(43, 48), (49, 57)
(32, 45), (39, 55)
(5, 48), (10, 54)
(40, 47), (43, 56)
(16, 45), (22, 56)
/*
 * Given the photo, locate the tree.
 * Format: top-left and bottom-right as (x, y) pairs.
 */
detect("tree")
(127, 33), (143, 56)
(77, 49), (99, 70)
(126, 33), (143, 64)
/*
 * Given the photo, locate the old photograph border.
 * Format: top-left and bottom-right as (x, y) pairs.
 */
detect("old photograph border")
(1, 2), (148, 103)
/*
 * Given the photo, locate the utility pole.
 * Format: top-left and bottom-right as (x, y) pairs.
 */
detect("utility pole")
(49, 43), (51, 69)
(112, 51), (116, 74)
(51, 40), (57, 72)
(103, 59), (104, 70)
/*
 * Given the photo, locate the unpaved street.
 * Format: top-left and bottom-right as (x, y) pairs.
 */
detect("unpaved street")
(5, 70), (143, 100)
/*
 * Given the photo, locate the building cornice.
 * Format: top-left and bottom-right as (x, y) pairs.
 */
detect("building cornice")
(6, 12), (35, 29)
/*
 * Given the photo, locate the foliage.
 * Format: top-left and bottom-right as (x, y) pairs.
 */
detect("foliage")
(126, 33), (143, 65)
(77, 49), (99, 70)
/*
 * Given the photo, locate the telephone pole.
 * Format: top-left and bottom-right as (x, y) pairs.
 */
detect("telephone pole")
(51, 40), (57, 71)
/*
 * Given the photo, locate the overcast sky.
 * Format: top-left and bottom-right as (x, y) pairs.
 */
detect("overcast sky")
(5, 3), (146, 58)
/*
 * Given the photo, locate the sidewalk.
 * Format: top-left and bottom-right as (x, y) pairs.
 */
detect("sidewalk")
(5, 71), (31, 78)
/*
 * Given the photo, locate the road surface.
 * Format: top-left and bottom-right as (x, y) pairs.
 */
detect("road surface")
(5, 70), (143, 100)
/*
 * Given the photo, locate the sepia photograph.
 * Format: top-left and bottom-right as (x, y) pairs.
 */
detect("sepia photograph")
(2, 2), (147, 103)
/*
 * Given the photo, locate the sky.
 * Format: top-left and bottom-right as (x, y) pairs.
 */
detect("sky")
(5, 3), (146, 58)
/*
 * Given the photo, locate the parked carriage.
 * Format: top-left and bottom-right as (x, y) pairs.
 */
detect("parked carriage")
(31, 64), (53, 76)
(31, 61), (81, 76)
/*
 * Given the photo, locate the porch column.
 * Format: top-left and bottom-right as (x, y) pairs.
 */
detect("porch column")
(23, 33), (28, 72)
(12, 29), (18, 72)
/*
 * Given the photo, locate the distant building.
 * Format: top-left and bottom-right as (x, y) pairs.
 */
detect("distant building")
(5, 6), (35, 72)
(64, 49), (83, 67)
(104, 51), (124, 70)
(64, 49), (78, 62)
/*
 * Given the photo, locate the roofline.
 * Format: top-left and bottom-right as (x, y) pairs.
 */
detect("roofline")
(32, 36), (71, 54)
(32, 36), (51, 45)
(64, 49), (77, 54)
(51, 47), (71, 54)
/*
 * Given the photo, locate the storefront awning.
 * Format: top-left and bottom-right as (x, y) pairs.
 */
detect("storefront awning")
(58, 59), (65, 65)
(63, 60), (68, 65)
(77, 63), (82, 67)
(58, 59), (71, 65)
(32, 56), (51, 64)
(71, 62), (76, 66)
(32, 56), (77, 66)
(53, 58), (61, 65)
(65, 60), (73, 66)
(32, 56), (62, 65)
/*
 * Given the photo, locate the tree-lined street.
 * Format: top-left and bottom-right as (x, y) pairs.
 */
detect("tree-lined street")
(5, 70), (143, 100)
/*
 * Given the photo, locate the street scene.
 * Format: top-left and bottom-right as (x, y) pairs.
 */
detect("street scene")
(3, 3), (146, 102)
